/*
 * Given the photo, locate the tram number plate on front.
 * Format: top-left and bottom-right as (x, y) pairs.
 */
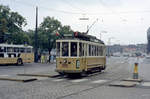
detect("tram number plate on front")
(62, 64), (68, 67)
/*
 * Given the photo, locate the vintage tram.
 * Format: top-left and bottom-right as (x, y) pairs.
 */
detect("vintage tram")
(55, 32), (106, 75)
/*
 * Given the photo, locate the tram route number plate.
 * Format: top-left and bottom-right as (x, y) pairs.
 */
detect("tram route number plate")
(62, 64), (68, 67)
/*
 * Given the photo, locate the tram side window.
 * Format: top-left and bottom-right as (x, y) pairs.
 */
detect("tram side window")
(102, 46), (104, 56)
(99, 46), (103, 56)
(94, 46), (96, 56)
(96, 46), (98, 56)
(89, 45), (91, 56)
(97, 46), (100, 56)
(97, 46), (99, 56)
(92, 45), (95, 56)
(56, 42), (60, 56)
(62, 42), (68, 56)
(85, 44), (87, 56)
(71, 42), (77, 56)
(79, 43), (84, 56)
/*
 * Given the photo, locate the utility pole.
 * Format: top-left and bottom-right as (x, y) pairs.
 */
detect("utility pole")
(34, 6), (38, 62)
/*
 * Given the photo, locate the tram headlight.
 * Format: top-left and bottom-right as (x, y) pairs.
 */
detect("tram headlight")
(76, 60), (80, 68)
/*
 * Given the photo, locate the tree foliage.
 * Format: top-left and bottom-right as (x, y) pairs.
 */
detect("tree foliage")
(0, 5), (27, 44)
(0, 4), (74, 54)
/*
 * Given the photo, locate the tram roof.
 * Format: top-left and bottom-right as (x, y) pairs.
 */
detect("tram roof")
(58, 32), (105, 44)
(0, 44), (33, 48)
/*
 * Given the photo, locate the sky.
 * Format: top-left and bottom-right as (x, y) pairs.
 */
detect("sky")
(1, 0), (150, 45)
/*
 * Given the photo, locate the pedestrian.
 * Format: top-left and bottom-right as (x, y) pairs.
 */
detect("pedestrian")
(51, 55), (54, 63)
(41, 55), (44, 63)
(46, 55), (49, 63)
(49, 54), (51, 63)
(38, 54), (41, 63)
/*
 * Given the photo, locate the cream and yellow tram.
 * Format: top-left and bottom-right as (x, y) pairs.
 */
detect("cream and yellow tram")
(55, 32), (106, 75)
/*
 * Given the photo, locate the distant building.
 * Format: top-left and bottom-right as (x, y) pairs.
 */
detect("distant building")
(147, 27), (150, 54)
(106, 43), (146, 56)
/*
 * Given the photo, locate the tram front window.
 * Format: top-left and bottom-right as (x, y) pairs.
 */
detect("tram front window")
(71, 42), (77, 56)
(62, 42), (68, 56)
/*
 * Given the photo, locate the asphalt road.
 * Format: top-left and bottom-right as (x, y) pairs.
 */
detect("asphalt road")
(0, 57), (150, 99)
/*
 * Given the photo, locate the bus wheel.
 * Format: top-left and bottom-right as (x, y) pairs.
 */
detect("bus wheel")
(17, 59), (23, 65)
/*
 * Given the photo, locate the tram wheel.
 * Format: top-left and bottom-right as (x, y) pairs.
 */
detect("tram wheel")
(80, 70), (87, 77)
(98, 67), (102, 72)
(17, 58), (23, 65)
(58, 72), (65, 76)
(102, 65), (106, 70)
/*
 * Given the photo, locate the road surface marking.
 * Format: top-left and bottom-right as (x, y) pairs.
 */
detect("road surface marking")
(36, 77), (49, 80)
(0, 75), (9, 77)
(70, 79), (88, 83)
(52, 79), (65, 82)
(141, 82), (150, 87)
(91, 79), (108, 84)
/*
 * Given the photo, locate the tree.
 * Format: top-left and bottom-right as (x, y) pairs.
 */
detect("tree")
(39, 17), (62, 54)
(0, 5), (27, 44)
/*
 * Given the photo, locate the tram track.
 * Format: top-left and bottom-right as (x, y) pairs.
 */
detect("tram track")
(56, 74), (126, 99)
(56, 60), (131, 99)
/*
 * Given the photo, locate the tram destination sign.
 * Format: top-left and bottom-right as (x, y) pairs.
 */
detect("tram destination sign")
(63, 33), (73, 37)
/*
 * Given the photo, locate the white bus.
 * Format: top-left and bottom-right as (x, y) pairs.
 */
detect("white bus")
(0, 44), (34, 65)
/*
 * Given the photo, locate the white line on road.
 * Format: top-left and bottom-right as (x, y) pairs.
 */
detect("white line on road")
(0, 75), (9, 77)
(36, 77), (49, 80)
(141, 82), (150, 87)
(91, 79), (108, 84)
(52, 79), (65, 82)
(70, 79), (88, 83)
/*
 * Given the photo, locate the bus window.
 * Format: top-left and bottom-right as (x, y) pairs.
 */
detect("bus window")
(71, 42), (77, 56)
(62, 42), (68, 56)
(20, 48), (25, 52)
(56, 42), (60, 57)
(8, 54), (11, 58)
(26, 48), (31, 53)
(4, 47), (7, 52)
(7, 47), (14, 52)
(0, 47), (4, 52)
(14, 48), (19, 52)
(0, 54), (4, 57)
(14, 54), (16, 57)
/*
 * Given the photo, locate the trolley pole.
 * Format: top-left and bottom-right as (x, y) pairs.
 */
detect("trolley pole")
(34, 6), (38, 62)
